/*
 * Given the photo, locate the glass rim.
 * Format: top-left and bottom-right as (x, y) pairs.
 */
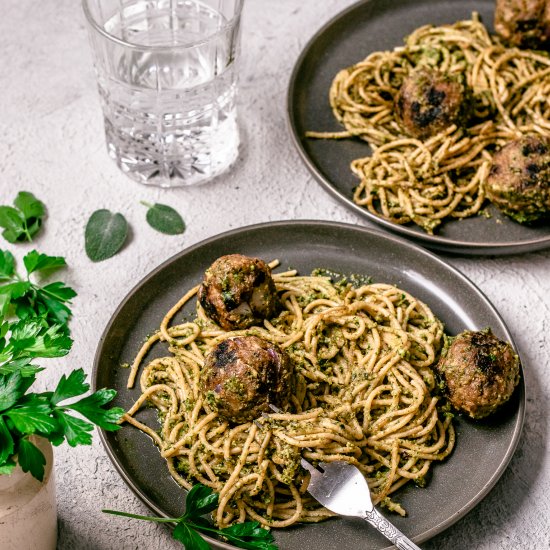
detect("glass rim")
(82, 0), (244, 51)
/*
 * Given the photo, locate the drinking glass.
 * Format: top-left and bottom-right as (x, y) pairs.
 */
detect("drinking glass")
(82, 0), (243, 187)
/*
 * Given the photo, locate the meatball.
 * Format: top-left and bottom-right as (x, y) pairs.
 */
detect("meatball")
(495, 0), (550, 49)
(200, 336), (292, 422)
(198, 254), (279, 331)
(435, 329), (520, 419)
(394, 68), (471, 139)
(486, 135), (550, 223)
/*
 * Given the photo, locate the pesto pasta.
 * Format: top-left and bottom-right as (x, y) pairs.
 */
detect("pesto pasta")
(123, 261), (454, 528)
(307, 14), (550, 233)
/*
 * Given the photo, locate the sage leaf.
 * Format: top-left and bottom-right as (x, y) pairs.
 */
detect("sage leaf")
(142, 202), (185, 235)
(85, 209), (128, 262)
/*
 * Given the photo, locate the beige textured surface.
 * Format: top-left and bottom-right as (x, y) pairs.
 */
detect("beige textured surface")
(0, 1), (548, 548)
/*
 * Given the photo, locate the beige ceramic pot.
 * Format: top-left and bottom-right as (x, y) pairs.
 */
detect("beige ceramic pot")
(0, 437), (57, 550)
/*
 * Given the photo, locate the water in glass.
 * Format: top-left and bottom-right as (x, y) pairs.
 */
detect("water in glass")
(95, 1), (240, 186)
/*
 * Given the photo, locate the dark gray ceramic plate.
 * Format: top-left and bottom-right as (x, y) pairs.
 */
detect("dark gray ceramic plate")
(287, 0), (550, 255)
(94, 221), (525, 549)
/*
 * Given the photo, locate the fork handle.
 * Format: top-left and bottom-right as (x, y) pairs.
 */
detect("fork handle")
(363, 508), (422, 550)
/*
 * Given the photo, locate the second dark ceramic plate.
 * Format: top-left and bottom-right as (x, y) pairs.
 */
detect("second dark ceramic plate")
(287, 0), (550, 255)
(94, 221), (524, 549)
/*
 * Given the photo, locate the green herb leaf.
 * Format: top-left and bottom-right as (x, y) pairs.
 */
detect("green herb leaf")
(8, 319), (72, 359)
(0, 247), (76, 326)
(103, 483), (280, 550)
(221, 522), (273, 541)
(173, 522), (213, 550)
(0, 206), (26, 243)
(65, 387), (124, 431)
(51, 368), (89, 405)
(0, 416), (14, 464)
(6, 395), (58, 434)
(23, 251), (66, 276)
(0, 457), (16, 475)
(1, 281), (32, 300)
(0, 359), (43, 377)
(184, 484), (219, 518)
(37, 282), (77, 325)
(53, 411), (94, 446)
(17, 437), (46, 481)
(217, 523), (277, 550)
(36, 293), (72, 325)
(40, 281), (77, 303)
(142, 202), (186, 235)
(0, 250), (15, 280)
(0, 192), (45, 243)
(0, 370), (28, 412)
(14, 192), (45, 222)
(0, 291), (11, 318)
(85, 209), (128, 262)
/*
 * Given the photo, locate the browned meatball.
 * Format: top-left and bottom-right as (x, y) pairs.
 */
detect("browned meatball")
(200, 336), (292, 422)
(394, 68), (471, 139)
(486, 135), (550, 223)
(495, 0), (550, 49)
(435, 329), (520, 419)
(198, 254), (279, 331)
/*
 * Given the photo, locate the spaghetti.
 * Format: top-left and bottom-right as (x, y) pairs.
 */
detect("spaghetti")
(123, 262), (455, 527)
(306, 14), (550, 232)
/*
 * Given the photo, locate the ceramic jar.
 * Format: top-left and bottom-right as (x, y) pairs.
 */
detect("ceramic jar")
(0, 437), (57, 550)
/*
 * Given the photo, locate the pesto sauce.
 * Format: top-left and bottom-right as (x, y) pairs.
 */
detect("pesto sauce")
(311, 267), (373, 289)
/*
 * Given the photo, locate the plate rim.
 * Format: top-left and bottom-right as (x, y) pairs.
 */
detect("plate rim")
(286, 0), (550, 255)
(93, 219), (526, 548)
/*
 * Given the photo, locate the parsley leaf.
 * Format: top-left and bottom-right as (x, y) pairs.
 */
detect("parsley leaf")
(51, 369), (88, 405)
(0, 366), (124, 478)
(0, 370), (31, 412)
(6, 395), (59, 434)
(53, 410), (94, 447)
(0, 192), (45, 243)
(0, 250), (15, 280)
(0, 244), (125, 482)
(0, 249), (77, 327)
(0, 457), (16, 475)
(0, 358), (43, 378)
(6, 318), (72, 360)
(18, 437), (47, 481)
(65, 387), (124, 431)
(173, 522), (213, 550)
(23, 251), (66, 276)
(183, 483), (220, 518)
(103, 483), (279, 550)
(0, 416), (14, 464)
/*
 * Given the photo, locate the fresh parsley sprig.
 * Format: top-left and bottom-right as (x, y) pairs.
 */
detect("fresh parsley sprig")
(104, 484), (278, 550)
(0, 245), (123, 482)
(0, 248), (77, 325)
(0, 318), (73, 378)
(0, 367), (124, 480)
(0, 191), (45, 243)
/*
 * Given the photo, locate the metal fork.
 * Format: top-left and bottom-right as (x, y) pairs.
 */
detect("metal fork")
(300, 458), (421, 550)
(262, 406), (421, 549)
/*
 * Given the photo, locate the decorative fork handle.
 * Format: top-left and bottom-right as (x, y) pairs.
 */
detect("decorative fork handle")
(362, 508), (422, 550)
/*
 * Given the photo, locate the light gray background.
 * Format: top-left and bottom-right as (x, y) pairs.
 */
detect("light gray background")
(0, 1), (548, 548)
